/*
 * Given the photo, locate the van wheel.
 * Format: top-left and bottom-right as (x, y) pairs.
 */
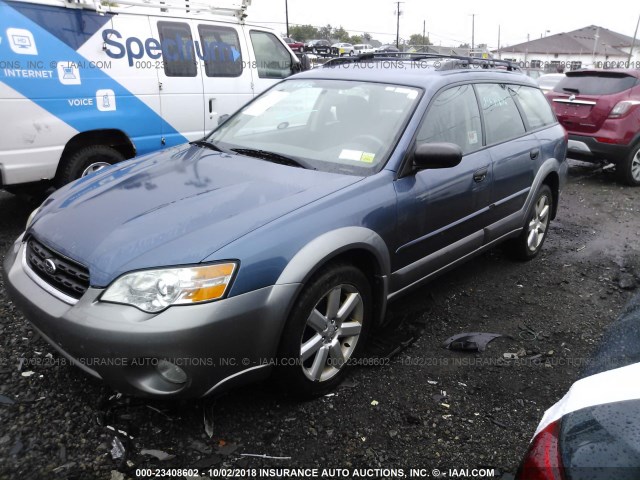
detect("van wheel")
(616, 144), (640, 186)
(276, 264), (371, 397)
(506, 184), (553, 261)
(57, 145), (124, 187)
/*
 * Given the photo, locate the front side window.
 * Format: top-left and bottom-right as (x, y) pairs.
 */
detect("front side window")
(475, 83), (526, 145)
(198, 25), (243, 77)
(510, 85), (557, 130)
(158, 22), (197, 77)
(417, 84), (482, 155)
(207, 79), (422, 175)
(249, 30), (293, 79)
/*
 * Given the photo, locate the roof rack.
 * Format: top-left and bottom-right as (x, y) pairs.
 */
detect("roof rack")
(323, 52), (521, 71)
(62, 0), (251, 19)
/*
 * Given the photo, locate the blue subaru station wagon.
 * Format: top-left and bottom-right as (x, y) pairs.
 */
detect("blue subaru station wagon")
(3, 55), (568, 398)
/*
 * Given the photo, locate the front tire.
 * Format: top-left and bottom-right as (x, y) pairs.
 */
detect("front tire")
(506, 184), (553, 261)
(616, 144), (640, 186)
(276, 264), (371, 397)
(56, 145), (123, 187)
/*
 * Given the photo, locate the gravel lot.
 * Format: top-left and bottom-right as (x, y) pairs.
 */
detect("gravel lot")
(1, 161), (639, 480)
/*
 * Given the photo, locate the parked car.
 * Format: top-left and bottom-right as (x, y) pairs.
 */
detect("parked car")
(304, 39), (331, 56)
(546, 69), (640, 185)
(283, 37), (304, 53)
(4, 56), (567, 399)
(537, 73), (565, 93)
(523, 68), (544, 80)
(516, 294), (640, 480)
(353, 44), (375, 54)
(375, 44), (400, 54)
(331, 42), (355, 56)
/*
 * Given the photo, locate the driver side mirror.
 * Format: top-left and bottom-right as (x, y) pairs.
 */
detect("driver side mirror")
(413, 142), (463, 170)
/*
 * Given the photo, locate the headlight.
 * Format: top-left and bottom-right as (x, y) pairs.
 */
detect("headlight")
(26, 207), (41, 230)
(101, 262), (237, 313)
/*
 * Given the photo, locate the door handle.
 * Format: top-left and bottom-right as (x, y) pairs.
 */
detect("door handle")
(209, 98), (216, 119)
(473, 167), (488, 183)
(530, 148), (540, 160)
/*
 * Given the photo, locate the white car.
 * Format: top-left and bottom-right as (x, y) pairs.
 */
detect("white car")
(331, 42), (355, 56)
(537, 73), (565, 94)
(353, 44), (375, 54)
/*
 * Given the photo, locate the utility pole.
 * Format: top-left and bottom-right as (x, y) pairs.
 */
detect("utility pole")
(592, 26), (600, 64)
(395, 1), (404, 49)
(497, 25), (501, 59)
(470, 13), (476, 51)
(285, 0), (289, 38)
(423, 20), (426, 49)
(629, 13), (640, 63)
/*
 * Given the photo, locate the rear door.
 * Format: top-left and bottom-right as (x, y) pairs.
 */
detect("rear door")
(152, 19), (205, 145)
(547, 71), (638, 134)
(196, 22), (253, 132)
(475, 83), (538, 223)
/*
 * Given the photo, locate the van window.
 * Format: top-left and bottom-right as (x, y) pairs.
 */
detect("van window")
(198, 25), (243, 77)
(417, 84), (482, 155)
(249, 31), (292, 79)
(157, 22), (197, 77)
(510, 85), (557, 130)
(475, 83), (526, 145)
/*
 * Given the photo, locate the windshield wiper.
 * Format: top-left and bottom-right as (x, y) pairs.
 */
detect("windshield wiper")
(231, 148), (308, 169)
(190, 140), (223, 152)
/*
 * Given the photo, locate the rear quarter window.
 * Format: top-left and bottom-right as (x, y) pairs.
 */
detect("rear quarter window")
(510, 85), (557, 130)
(553, 74), (638, 95)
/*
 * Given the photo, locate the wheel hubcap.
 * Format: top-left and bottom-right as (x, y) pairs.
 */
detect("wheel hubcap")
(631, 150), (640, 182)
(527, 195), (550, 252)
(300, 284), (363, 382)
(81, 162), (111, 177)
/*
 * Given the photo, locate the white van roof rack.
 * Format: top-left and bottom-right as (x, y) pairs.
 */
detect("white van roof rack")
(62, 0), (252, 19)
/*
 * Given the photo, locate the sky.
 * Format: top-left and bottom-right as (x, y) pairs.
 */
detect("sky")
(243, 0), (640, 48)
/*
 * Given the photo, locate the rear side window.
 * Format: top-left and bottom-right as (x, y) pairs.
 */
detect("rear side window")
(417, 84), (482, 155)
(158, 22), (197, 77)
(198, 25), (243, 77)
(553, 74), (637, 95)
(475, 83), (526, 145)
(510, 85), (557, 130)
(249, 31), (292, 79)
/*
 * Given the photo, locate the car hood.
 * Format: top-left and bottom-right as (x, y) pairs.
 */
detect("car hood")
(30, 145), (362, 287)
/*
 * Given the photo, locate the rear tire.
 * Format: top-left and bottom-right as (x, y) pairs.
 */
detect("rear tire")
(275, 264), (371, 398)
(616, 144), (640, 186)
(56, 145), (124, 187)
(506, 184), (553, 261)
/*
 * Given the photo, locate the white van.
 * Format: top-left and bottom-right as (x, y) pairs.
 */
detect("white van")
(0, 0), (302, 191)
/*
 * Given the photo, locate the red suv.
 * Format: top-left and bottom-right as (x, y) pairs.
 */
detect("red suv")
(546, 69), (640, 185)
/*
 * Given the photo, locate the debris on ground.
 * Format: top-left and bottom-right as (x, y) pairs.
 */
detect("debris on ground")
(140, 449), (175, 461)
(442, 332), (503, 352)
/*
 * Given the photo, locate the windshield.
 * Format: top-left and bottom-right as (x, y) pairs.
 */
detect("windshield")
(207, 79), (422, 175)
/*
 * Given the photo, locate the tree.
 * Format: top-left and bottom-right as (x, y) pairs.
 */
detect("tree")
(332, 26), (350, 42)
(363, 32), (372, 42)
(408, 33), (431, 46)
(319, 24), (333, 39)
(458, 42), (470, 48)
(288, 24), (319, 42)
(349, 35), (363, 45)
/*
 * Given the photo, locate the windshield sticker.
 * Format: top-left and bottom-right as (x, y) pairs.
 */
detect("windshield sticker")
(468, 131), (478, 144)
(244, 91), (290, 116)
(339, 149), (376, 163)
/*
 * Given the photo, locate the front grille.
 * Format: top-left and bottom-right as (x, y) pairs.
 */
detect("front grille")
(26, 237), (90, 299)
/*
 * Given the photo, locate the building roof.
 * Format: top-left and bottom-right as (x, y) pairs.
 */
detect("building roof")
(497, 25), (635, 56)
